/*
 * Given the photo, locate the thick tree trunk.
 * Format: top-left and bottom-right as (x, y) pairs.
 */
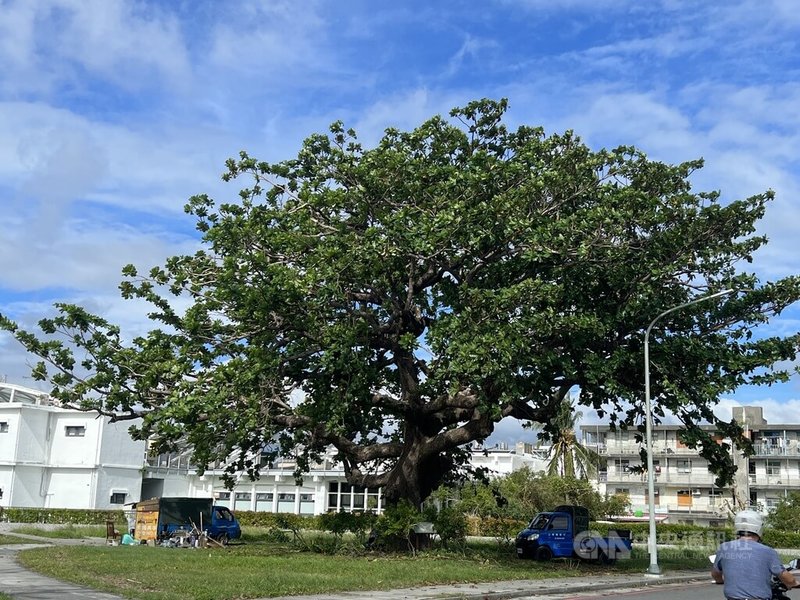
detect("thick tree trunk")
(381, 450), (455, 508)
(379, 425), (457, 508)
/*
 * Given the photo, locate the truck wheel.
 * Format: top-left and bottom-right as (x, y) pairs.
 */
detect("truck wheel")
(217, 532), (229, 546)
(535, 546), (553, 562)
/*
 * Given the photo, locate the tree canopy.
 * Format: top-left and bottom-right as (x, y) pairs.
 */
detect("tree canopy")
(2, 98), (799, 506)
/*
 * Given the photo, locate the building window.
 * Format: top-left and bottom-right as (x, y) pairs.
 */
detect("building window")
(676, 459), (692, 473)
(110, 492), (126, 504)
(615, 488), (629, 496)
(614, 459), (630, 473)
(766, 497), (781, 510)
(256, 493), (273, 502)
(767, 460), (781, 476)
(235, 492), (252, 501)
(278, 493), (295, 502)
(0, 421), (8, 433)
(215, 491), (231, 500)
(65, 425), (86, 437)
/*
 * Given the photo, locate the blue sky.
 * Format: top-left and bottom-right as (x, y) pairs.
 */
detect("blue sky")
(1, 0), (799, 441)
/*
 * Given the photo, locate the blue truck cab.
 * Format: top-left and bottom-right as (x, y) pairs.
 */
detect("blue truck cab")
(515, 505), (631, 564)
(135, 497), (242, 545)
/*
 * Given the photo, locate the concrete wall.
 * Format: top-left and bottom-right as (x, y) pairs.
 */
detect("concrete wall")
(0, 392), (146, 510)
(50, 414), (100, 466)
(98, 420), (145, 466)
(15, 408), (48, 463)
(8, 465), (42, 507)
(47, 469), (93, 508)
(94, 466), (143, 508)
(0, 407), (21, 462)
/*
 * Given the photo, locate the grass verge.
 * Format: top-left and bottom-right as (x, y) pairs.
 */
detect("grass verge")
(17, 540), (709, 600)
(10, 524), (108, 539)
(0, 533), (34, 544)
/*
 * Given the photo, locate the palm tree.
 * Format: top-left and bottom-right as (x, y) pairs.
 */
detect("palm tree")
(545, 399), (600, 480)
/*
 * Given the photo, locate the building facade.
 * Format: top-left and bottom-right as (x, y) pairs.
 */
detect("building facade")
(0, 382), (147, 510)
(582, 406), (800, 525)
(2, 381), (548, 516)
(11, 379), (796, 523)
(141, 441), (548, 515)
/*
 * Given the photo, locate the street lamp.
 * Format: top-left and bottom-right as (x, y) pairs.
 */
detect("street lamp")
(643, 288), (735, 576)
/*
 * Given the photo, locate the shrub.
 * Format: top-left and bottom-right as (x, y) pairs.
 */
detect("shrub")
(318, 511), (378, 552)
(433, 506), (468, 550)
(374, 501), (422, 552)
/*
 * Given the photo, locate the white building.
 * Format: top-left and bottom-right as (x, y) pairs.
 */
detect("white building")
(581, 406), (800, 526)
(468, 442), (549, 478)
(140, 441), (549, 515)
(0, 382), (146, 510)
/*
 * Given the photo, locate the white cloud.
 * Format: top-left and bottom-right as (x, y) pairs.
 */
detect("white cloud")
(207, 0), (330, 80)
(0, 0), (191, 95)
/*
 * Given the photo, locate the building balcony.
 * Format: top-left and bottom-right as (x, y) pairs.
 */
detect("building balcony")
(751, 444), (800, 457)
(605, 471), (717, 485)
(600, 443), (701, 456)
(749, 474), (800, 488)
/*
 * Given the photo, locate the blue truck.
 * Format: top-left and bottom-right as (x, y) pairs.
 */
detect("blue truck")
(515, 505), (631, 564)
(134, 497), (242, 545)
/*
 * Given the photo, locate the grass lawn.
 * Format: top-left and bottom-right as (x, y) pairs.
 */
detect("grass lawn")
(10, 524), (109, 539)
(0, 533), (36, 544)
(0, 593), (13, 600)
(16, 539), (710, 600)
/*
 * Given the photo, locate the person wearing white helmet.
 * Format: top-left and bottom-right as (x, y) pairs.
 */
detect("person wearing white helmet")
(711, 509), (798, 599)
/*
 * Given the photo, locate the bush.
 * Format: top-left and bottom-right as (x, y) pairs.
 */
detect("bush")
(432, 506), (468, 549)
(318, 511), (378, 552)
(374, 501), (422, 551)
(478, 516), (527, 539)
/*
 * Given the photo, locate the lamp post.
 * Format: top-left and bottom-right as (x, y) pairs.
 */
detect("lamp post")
(643, 288), (735, 576)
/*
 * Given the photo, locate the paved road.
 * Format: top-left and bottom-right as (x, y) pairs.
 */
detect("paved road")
(557, 580), (800, 600)
(545, 580), (731, 600)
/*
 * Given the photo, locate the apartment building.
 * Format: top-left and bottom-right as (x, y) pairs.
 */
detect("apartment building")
(582, 406), (800, 525)
(0, 382), (147, 510)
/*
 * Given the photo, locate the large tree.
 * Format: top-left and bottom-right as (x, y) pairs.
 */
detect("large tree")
(2, 99), (799, 506)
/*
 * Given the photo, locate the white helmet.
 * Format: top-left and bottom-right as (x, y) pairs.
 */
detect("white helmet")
(734, 509), (763, 538)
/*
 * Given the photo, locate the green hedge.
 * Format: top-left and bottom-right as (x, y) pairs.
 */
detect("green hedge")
(761, 528), (800, 549)
(233, 511), (321, 529)
(1, 507), (126, 525)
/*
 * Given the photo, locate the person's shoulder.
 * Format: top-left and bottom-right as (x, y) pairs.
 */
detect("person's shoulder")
(754, 540), (781, 554)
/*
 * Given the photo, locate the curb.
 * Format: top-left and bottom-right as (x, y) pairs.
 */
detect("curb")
(430, 572), (708, 600)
